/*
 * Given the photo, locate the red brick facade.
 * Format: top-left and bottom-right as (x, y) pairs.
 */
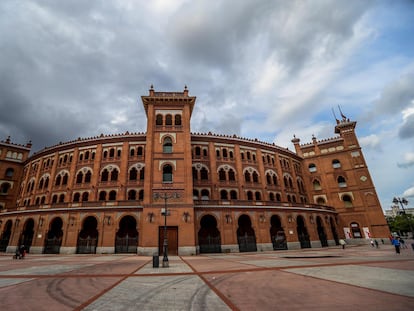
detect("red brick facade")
(0, 87), (389, 255)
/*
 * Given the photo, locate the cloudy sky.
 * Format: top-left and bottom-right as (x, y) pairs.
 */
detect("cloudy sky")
(1, 0), (413, 211)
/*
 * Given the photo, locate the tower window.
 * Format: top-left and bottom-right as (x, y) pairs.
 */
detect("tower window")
(163, 137), (173, 153)
(163, 164), (173, 182)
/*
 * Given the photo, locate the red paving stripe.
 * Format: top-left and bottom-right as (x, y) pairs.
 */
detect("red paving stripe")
(72, 258), (151, 310)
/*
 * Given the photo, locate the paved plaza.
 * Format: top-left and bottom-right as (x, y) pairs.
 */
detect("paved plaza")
(0, 243), (413, 311)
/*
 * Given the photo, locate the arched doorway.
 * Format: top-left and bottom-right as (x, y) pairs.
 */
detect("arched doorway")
(77, 216), (98, 254)
(316, 216), (328, 247)
(237, 214), (257, 252)
(44, 218), (63, 254)
(330, 217), (339, 245)
(0, 220), (12, 252)
(19, 219), (34, 253)
(297, 216), (311, 248)
(270, 215), (287, 250)
(198, 215), (222, 253)
(350, 222), (362, 238)
(115, 215), (138, 253)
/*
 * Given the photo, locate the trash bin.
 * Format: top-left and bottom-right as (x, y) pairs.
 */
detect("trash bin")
(152, 253), (159, 268)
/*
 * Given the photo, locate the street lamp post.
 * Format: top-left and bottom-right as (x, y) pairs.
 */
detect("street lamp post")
(153, 192), (179, 268)
(393, 197), (413, 238)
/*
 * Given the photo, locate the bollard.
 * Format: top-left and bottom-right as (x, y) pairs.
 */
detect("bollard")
(152, 253), (159, 268)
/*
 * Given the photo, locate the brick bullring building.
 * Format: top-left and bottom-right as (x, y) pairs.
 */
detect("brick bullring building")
(0, 87), (389, 256)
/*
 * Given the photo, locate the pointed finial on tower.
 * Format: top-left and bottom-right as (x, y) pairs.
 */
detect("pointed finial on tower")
(332, 108), (340, 124)
(338, 105), (347, 121)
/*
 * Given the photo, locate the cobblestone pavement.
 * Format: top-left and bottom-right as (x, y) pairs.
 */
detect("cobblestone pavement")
(0, 243), (413, 311)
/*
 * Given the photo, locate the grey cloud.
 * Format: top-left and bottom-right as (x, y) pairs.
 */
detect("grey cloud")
(399, 114), (414, 139)
(372, 72), (414, 116)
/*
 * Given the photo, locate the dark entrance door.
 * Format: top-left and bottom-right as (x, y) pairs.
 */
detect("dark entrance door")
(158, 227), (178, 255)
(0, 220), (12, 252)
(297, 216), (311, 249)
(77, 216), (98, 254)
(44, 217), (63, 254)
(270, 215), (288, 250)
(19, 219), (35, 253)
(198, 215), (222, 253)
(317, 217), (328, 247)
(115, 216), (138, 253)
(237, 214), (257, 252)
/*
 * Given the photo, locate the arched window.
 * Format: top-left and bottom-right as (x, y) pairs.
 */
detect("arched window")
(316, 197), (326, 204)
(99, 191), (106, 201)
(85, 171), (91, 183)
(247, 191), (253, 201)
(139, 167), (145, 180)
(229, 151), (234, 159)
(195, 147), (201, 156)
(342, 194), (353, 207)
(203, 149), (208, 157)
(308, 163), (317, 172)
(137, 146), (143, 156)
(52, 195), (58, 204)
(201, 189), (210, 200)
(79, 153), (83, 161)
(175, 114), (181, 125)
(269, 193), (275, 201)
(216, 149), (220, 158)
(117, 149), (121, 157)
(103, 150), (108, 159)
(165, 114), (172, 125)
(109, 190), (117, 201)
(139, 190), (144, 200)
(156, 114), (163, 125)
(252, 171), (259, 183)
(85, 151), (90, 160)
(101, 169), (109, 182)
(82, 192), (89, 202)
(38, 179), (44, 189)
(128, 190), (137, 200)
(276, 193), (281, 201)
(219, 169), (226, 181)
(313, 180), (321, 190)
(0, 183), (11, 194)
(255, 191), (261, 200)
(111, 169), (118, 181)
(228, 169), (235, 181)
(129, 167), (138, 180)
(62, 174), (68, 185)
(200, 167), (208, 180)
(163, 164), (173, 182)
(337, 176), (347, 187)
(266, 174), (272, 185)
(109, 148), (115, 158)
(193, 189), (199, 200)
(73, 192), (80, 202)
(5, 168), (14, 178)
(163, 137), (173, 153)
(272, 175), (278, 185)
(59, 194), (65, 203)
(44, 177), (49, 188)
(230, 190), (238, 200)
(332, 159), (341, 168)
(245, 171), (251, 182)
(222, 149), (228, 158)
(130, 148), (135, 157)
(76, 172), (83, 184)
(220, 190), (228, 200)
(55, 175), (62, 186)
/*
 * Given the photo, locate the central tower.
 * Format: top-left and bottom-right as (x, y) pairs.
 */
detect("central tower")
(139, 86), (196, 256)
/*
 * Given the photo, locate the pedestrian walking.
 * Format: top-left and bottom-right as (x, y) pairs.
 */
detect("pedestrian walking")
(374, 239), (379, 248)
(400, 238), (407, 249)
(370, 239), (374, 247)
(392, 237), (401, 254)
